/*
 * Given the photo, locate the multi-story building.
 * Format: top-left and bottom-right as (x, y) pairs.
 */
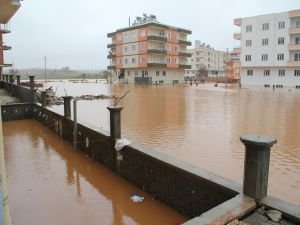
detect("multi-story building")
(107, 14), (192, 84)
(225, 49), (241, 82)
(234, 9), (300, 88)
(184, 41), (229, 78)
(0, 0), (22, 78)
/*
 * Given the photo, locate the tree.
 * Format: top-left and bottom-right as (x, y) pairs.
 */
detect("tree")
(196, 66), (208, 78)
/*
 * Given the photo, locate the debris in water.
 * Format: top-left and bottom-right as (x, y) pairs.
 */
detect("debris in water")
(130, 193), (144, 203)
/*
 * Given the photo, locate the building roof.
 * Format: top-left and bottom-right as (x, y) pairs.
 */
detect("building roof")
(107, 21), (192, 37)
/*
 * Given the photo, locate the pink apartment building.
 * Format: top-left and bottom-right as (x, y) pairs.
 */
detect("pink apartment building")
(107, 15), (192, 84)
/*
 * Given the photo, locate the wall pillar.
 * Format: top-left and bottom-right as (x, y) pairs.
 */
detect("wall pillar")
(41, 91), (47, 107)
(29, 75), (35, 90)
(5, 75), (8, 82)
(63, 96), (72, 119)
(9, 74), (14, 83)
(107, 106), (123, 139)
(240, 134), (277, 200)
(16, 75), (21, 85)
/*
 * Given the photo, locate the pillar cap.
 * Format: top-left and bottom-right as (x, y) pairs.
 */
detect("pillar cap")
(62, 96), (73, 100)
(240, 134), (277, 148)
(107, 106), (123, 112)
(28, 75), (35, 77)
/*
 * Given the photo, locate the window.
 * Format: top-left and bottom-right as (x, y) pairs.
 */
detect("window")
(295, 70), (300, 76)
(167, 32), (172, 38)
(127, 71), (130, 76)
(124, 58), (128, 64)
(140, 43), (144, 50)
(295, 53), (300, 61)
(277, 54), (284, 61)
(175, 33), (179, 40)
(246, 40), (252, 47)
(117, 47), (122, 53)
(245, 55), (251, 61)
(247, 70), (253, 76)
(262, 54), (268, 61)
(141, 57), (145, 63)
(123, 33), (128, 40)
(124, 46), (128, 52)
(296, 37), (300, 45)
(117, 34), (122, 41)
(174, 58), (178, 64)
(135, 71), (138, 76)
(278, 21), (285, 29)
(162, 71), (166, 76)
(118, 59), (122, 64)
(132, 45), (136, 51)
(140, 30), (146, 37)
(278, 37), (284, 45)
(262, 38), (268, 46)
(174, 45), (178, 52)
(262, 23), (269, 31)
(278, 70), (285, 76)
(246, 25), (252, 32)
(142, 70), (148, 76)
(296, 21), (300, 28)
(156, 71), (160, 76)
(167, 57), (171, 64)
(264, 70), (270, 76)
(167, 45), (171, 51)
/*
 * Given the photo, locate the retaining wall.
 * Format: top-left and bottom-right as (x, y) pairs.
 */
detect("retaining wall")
(1, 103), (239, 218)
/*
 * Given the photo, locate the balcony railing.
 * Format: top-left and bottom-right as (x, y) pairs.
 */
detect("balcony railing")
(234, 18), (241, 26)
(148, 35), (166, 42)
(107, 54), (116, 59)
(179, 52), (192, 57)
(147, 63), (167, 68)
(233, 33), (241, 40)
(179, 40), (192, 46)
(179, 64), (192, 69)
(289, 27), (300, 34)
(107, 43), (116, 48)
(232, 47), (241, 54)
(107, 65), (116, 69)
(0, 24), (10, 33)
(288, 44), (300, 51)
(2, 45), (12, 50)
(147, 49), (166, 54)
(287, 60), (300, 66)
(0, 63), (13, 68)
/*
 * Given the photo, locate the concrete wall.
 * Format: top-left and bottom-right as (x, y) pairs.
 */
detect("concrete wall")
(1, 102), (239, 219)
(0, 81), (34, 102)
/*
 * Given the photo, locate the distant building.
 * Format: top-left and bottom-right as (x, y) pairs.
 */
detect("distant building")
(225, 49), (241, 82)
(234, 9), (300, 88)
(0, 0), (22, 78)
(184, 41), (229, 78)
(107, 14), (192, 84)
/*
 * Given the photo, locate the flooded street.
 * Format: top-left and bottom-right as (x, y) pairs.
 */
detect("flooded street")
(3, 120), (186, 225)
(48, 81), (300, 205)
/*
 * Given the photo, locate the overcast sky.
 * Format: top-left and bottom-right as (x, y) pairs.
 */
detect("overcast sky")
(3, 0), (300, 70)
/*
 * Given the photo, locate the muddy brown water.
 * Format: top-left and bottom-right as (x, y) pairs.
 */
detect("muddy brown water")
(3, 120), (186, 225)
(48, 81), (300, 205)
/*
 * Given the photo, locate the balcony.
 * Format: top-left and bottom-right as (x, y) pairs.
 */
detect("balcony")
(289, 9), (300, 18)
(107, 65), (116, 69)
(148, 35), (166, 42)
(233, 33), (241, 40)
(147, 63), (167, 68)
(147, 49), (166, 54)
(107, 43), (116, 48)
(2, 45), (12, 50)
(179, 64), (192, 69)
(179, 40), (192, 46)
(0, 63), (13, 68)
(232, 47), (241, 54)
(107, 32), (116, 38)
(234, 18), (241, 26)
(0, 0), (21, 24)
(288, 44), (300, 51)
(287, 60), (300, 66)
(289, 27), (300, 34)
(179, 52), (192, 57)
(107, 54), (116, 59)
(0, 24), (10, 33)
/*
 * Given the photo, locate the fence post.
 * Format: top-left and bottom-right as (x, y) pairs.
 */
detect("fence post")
(63, 96), (72, 119)
(240, 134), (277, 200)
(107, 106), (123, 139)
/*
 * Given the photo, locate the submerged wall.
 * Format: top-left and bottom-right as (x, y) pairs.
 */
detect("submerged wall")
(1, 102), (239, 218)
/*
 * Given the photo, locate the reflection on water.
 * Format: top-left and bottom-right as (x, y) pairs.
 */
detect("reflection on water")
(48, 81), (300, 205)
(3, 120), (186, 225)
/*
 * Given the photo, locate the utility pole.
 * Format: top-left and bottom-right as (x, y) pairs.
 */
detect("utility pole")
(44, 56), (47, 89)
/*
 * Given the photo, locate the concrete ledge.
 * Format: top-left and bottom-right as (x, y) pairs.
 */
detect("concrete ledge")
(183, 194), (256, 225)
(261, 196), (300, 223)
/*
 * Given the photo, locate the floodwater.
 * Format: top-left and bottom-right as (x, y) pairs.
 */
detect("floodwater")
(48, 81), (300, 205)
(3, 120), (186, 225)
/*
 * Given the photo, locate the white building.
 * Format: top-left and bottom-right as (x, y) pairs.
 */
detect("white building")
(185, 40), (229, 78)
(234, 9), (300, 89)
